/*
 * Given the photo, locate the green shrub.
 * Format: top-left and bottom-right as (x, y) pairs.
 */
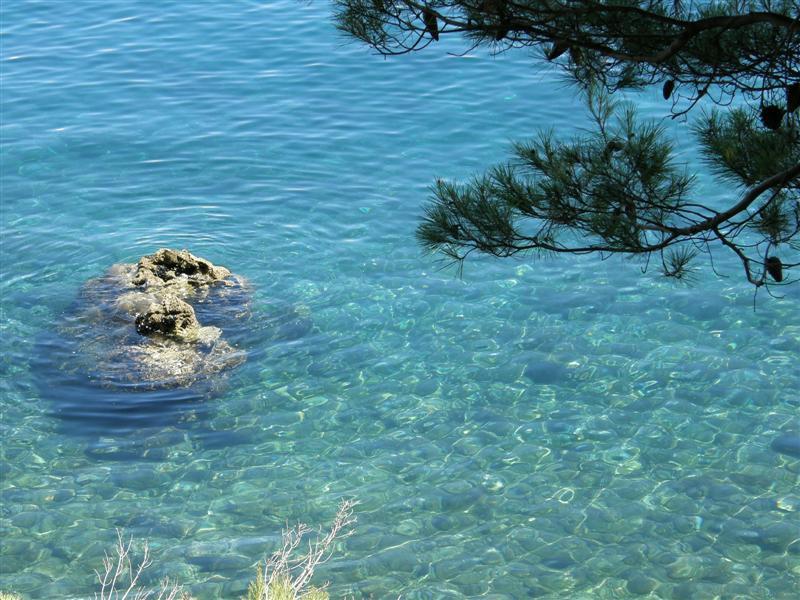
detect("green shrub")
(86, 499), (356, 600)
(245, 564), (328, 600)
(243, 499), (356, 600)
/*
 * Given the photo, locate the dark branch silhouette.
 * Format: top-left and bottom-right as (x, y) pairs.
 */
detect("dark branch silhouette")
(334, 0), (800, 288)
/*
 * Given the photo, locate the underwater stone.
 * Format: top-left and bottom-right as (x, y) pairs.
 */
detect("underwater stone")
(523, 360), (568, 384)
(545, 420), (571, 434)
(414, 378), (438, 396)
(433, 557), (470, 581)
(626, 573), (657, 595)
(788, 539), (800, 555)
(438, 486), (482, 511)
(374, 546), (419, 574)
(110, 465), (168, 491)
(273, 315), (313, 341)
(116, 291), (158, 316)
(671, 582), (697, 600)
(10, 511), (40, 529)
(62, 248), (249, 388)
(770, 432), (800, 458)
(541, 555), (575, 570)
(756, 522), (800, 553)
(431, 513), (472, 532)
(219, 579), (250, 599)
(187, 554), (251, 573)
(2, 571), (51, 595)
(0, 541), (40, 574)
(666, 556), (702, 581)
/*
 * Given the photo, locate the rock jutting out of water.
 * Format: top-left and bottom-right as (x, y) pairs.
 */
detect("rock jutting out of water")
(135, 295), (200, 338)
(61, 248), (249, 389)
(132, 247), (232, 287)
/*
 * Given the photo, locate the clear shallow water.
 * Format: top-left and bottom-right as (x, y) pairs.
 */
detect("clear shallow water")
(2, 1), (799, 598)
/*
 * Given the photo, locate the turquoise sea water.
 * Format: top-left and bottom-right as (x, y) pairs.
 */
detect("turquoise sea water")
(2, 2), (799, 598)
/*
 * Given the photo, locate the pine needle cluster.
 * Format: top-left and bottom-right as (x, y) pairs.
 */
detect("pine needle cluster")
(334, 0), (800, 288)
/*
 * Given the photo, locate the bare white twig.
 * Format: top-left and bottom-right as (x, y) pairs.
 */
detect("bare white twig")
(94, 529), (186, 600)
(252, 499), (358, 600)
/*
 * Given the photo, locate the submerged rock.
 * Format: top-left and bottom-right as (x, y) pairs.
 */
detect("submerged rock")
(771, 433), (800, 458)
(61, 248), (249, 388)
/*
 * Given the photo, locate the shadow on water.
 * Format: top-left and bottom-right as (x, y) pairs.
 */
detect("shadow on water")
(33, 325), (237, 462)
(32, 274), (316, 461)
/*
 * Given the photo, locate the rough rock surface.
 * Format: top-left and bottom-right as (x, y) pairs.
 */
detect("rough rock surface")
(62, 248), (249, 388)
(135, 295), (200, 339)
(132, 248), (231, 288)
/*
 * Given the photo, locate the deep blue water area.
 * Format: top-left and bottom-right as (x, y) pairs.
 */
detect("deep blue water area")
(2, 2), (799, 598)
